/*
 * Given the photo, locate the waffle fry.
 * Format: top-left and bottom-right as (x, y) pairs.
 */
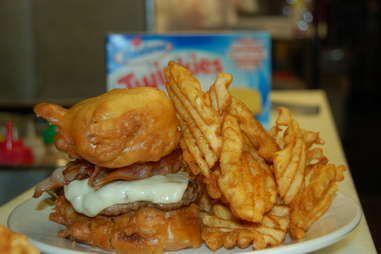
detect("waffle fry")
(229, 98), (279, 162)
(204, 169), (222, 199)
(271, 107), (346, 239)
(163, 62), (346, 251)
(165, 61), (222, 177)
(218, 115), (273, 223)
(208, 72), (233, 116)
(271, 107), (307, 204)
(201, 205), (290, 251)
(199, 194), (213, 213)
(289, 163), (346, 239)
(212, 204), (234, 221)
(165, 62), (221, 153)
(271, 107), (330, 205)
(179, 139), (201, 175)
(168, 87), (212, 176)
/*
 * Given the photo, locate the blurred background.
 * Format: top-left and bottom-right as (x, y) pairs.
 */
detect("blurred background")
(0, 0), (380, 250)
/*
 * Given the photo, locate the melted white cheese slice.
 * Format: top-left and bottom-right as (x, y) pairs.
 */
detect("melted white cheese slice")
(64, 172), (189, 217)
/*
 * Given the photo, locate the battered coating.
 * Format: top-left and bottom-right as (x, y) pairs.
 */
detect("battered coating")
(50, 196), (201, 254)
(34, 88), (180, 168)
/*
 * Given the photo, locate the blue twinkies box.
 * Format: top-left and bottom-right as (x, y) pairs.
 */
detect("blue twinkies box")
(105, 33), (271, 127)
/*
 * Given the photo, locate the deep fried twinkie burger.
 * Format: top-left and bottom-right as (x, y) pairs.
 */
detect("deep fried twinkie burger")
(34, 87), (202, 254)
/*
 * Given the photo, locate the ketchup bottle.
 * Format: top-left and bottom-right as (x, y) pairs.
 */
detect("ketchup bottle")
(0, 120), (33, 165)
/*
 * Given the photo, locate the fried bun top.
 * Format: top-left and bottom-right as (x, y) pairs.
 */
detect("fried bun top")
(34, 87), (180, 168)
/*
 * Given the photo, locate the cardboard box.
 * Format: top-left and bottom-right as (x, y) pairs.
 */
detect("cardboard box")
(106, 33), (271, 126)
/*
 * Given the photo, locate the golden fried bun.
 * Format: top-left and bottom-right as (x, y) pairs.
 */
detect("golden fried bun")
(34, 87), (180, 168)
(50, 196), (201, 254)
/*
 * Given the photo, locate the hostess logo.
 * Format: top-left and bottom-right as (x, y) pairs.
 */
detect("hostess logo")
(110, 35), (172, 66)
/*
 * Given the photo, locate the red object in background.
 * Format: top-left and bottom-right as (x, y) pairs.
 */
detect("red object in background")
(272, 71), (295, 82)
(0, 121), (33, 165)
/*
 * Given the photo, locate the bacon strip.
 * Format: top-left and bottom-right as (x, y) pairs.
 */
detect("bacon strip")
(33, 150), (183, 197)
(33, 166), (65, 198)
(33, 160), (93, 198)
(89, 149), (183, 188)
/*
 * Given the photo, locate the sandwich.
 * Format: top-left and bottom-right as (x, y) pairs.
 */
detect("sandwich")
(33, 87), (202, 254)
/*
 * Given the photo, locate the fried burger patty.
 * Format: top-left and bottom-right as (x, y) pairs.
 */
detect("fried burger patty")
(50, 196), (201, 254)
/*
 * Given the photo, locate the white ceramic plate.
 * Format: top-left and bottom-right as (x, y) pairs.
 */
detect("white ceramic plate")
(8, 193), (361, 254)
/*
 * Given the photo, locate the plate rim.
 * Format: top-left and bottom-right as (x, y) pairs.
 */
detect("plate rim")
(8, 192), (362, 254)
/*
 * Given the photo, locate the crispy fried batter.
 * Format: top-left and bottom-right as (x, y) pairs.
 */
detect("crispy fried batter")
(0, 225), (40, 254)
(50, 196), (201, 254)
(34, 87), (180, 168)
